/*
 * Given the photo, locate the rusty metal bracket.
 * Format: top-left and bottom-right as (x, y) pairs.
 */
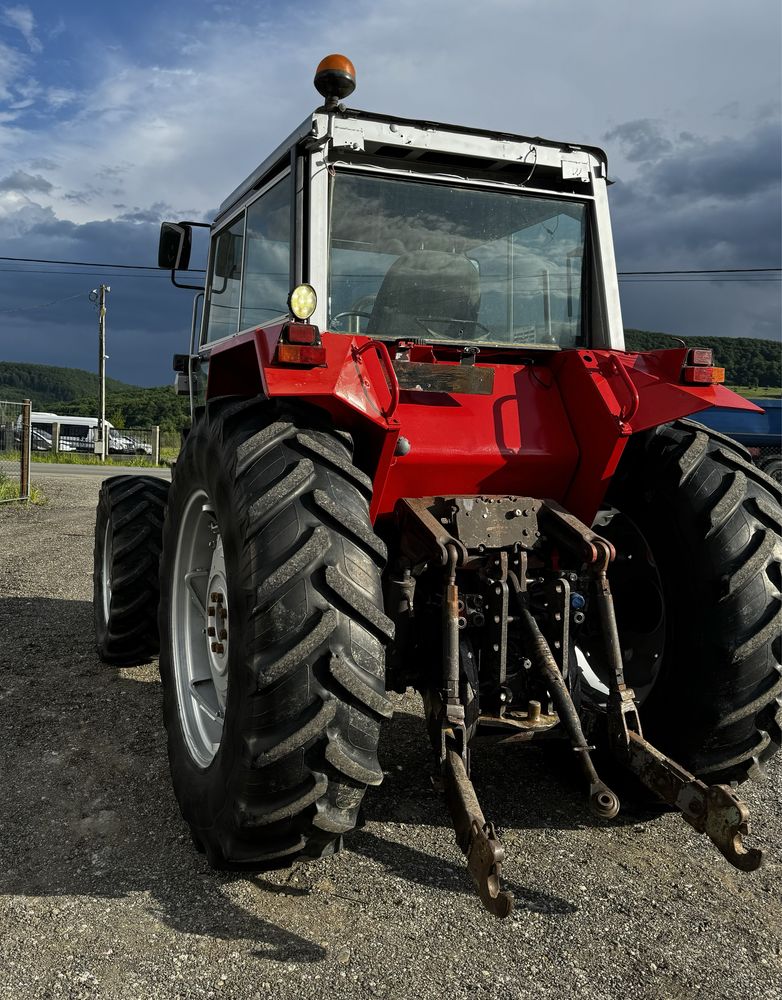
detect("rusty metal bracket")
(537, 499), (616, 566)
(624, 731), (762, 872)
(396, 498), (468, 567)
(443, 745), (514, 918)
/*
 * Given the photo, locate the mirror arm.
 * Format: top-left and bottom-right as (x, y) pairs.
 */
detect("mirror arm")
(170, 268), (205, 291)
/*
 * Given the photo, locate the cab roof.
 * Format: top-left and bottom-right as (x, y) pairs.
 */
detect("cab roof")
(216, 107), (609, 223)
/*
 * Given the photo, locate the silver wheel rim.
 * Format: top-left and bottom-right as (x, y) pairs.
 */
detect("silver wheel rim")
(171, 488), (229, 767)
(101, 519), (112, 624)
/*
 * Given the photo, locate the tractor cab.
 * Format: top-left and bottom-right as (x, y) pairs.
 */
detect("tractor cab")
(162, 55), (623, 369)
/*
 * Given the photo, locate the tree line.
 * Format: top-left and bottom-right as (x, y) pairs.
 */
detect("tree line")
(0, 361), (189, 432)
(624, 331), (780, 388)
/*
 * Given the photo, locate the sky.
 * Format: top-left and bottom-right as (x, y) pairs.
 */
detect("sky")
(0, 0), (780, 386)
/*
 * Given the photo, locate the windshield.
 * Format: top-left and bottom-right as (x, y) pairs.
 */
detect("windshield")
(329, 172), (588, 349)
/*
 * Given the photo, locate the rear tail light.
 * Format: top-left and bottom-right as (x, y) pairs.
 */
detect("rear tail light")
(276, 342), (327, 366)
(285, 322), (320, 345)
(683, 347), (724, 384)
(274, 322), (327, 366)
(682, 365), (725, 384)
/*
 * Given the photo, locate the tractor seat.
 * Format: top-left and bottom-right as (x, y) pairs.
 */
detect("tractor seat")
(366, 250), (481, 341)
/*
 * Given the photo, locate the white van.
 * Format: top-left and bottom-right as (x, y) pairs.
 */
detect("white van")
(14, 411), (78, 452)
(19, 413), (114, 453)
(18, 413), (152, 455)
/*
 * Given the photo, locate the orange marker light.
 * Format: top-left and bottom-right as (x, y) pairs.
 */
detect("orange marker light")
(682, 366), (726, 385)
(314, 54), (356, 107)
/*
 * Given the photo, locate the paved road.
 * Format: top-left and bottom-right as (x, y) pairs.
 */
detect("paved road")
(31, 462), (171, 479)
(0, 474), (780, 1000)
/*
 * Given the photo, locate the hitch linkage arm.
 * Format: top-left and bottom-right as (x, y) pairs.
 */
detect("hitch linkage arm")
(443, 744), (514, 918)
(607, 688), (762, 872)
(438, 543), (514, 918)
(590, 541), (763, 872)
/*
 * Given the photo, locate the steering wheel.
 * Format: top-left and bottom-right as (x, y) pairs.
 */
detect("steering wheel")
(330, 310), (372, 331)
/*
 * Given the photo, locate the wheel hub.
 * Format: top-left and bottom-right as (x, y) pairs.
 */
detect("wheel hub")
(170, 489), (229, 768)
(205, 539), (229, 702)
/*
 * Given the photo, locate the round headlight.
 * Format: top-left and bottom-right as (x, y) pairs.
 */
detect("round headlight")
(288, 283), (317, 320)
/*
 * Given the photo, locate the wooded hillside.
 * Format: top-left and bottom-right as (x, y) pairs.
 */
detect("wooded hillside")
(624, 330), (780, 387)
(0, 361), (189, 432)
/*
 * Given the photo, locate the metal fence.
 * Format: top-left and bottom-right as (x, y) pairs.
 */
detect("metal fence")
(34, 421), (161, 464)
(104, 426), (160, 463)
(0, 399), (31, 502)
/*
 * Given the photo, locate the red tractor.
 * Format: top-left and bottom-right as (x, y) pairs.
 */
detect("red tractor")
(94, 56), (782, 917)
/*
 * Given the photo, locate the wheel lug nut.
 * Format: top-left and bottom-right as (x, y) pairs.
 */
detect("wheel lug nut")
(219, 607), (227, 619)
(210, 592), (220, 602)
(215, 643), (225, 654)
(208, 606), (215, 617)
(207, 627), (216, 637)
(219, 629), (227, 640)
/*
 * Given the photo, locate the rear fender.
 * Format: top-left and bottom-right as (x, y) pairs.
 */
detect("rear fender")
(554, 348), (762, 522)
(204, 326), (400, 515)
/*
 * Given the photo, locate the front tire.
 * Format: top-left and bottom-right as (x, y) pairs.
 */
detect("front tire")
(601, 419), (782, 784)
(93, 474), (169, 665)
(158, 398), (393, 868)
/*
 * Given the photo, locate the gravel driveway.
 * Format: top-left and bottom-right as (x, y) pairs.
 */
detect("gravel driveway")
(1, 475), (780, 1000)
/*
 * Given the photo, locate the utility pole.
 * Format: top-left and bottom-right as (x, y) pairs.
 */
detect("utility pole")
(90, 284), (110, 461)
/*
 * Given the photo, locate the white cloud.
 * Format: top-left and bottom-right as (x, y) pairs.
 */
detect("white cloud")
(45, 87), (77, 109)
(0, 0), (778, 226)
(2, 5), (41, 53)
(0, 0), (777, 352)
(0, 38), (28, 101)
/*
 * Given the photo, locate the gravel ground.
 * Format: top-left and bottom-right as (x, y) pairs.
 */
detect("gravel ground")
(1, 475), (780, 1000)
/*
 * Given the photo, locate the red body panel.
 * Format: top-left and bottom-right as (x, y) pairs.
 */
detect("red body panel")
(206, 327), (760, 525)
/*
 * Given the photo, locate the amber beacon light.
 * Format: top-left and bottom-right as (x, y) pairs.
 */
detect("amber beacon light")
(314, 54), (356, 109)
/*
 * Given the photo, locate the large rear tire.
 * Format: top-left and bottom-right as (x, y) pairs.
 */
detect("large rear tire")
(158, 398), (393, 868)
(598, 418), (782, 784)
(93, 474), (169, 665)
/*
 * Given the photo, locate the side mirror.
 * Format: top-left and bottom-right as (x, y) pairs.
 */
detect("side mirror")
(158, 222), (192, 270)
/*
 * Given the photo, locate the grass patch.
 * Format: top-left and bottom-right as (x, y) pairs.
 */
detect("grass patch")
(0, 475), (45, 504)
(727, 385), (781, 399)
(0, 451), (165, 468)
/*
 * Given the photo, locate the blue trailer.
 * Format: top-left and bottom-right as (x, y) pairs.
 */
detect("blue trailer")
(694, 398), (781, 483)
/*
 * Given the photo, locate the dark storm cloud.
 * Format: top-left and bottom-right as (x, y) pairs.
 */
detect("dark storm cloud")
(603, 119), (673, 162)
(0, 169), (53, 193)
(650, 122), (781, 200)
(607, 118), (781, 340)
(28, 157), (58, 171)
(0, 210), (207, 384)
(609, 119), (782, 267)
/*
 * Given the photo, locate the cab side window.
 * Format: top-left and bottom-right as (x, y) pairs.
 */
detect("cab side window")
(204, 215), (245, 343)
(240, 177), (291, 330)
(203, 173), (291, 344)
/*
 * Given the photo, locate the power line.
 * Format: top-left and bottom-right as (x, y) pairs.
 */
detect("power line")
(0, 267), (181, 278)
(0, 291), (87, 314)
(618, 277), (781, 283)
(0, 255), (206, 272)
(0, 254), (778, 276)
(618, 268), (781, 275)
